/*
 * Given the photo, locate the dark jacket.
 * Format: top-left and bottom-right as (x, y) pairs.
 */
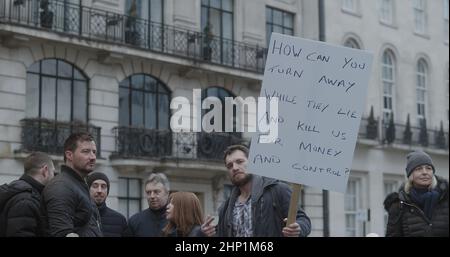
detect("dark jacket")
(217, 175), (311, 237)
(97, 201), (127, 237)
(167, 225), (205, 237)
(384, 176), (449, 237)
(42, 165), (102, 237)
(125, 207), (168, 237)
(0, 175), (45, 236)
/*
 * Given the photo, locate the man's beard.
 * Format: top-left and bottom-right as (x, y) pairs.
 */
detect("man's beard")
(232, 173), (252, 187)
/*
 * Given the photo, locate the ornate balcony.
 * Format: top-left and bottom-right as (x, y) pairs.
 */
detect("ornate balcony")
(20, 118), (102, 156)
(0, 0), (267, 74)
(111, 127), (244, 162)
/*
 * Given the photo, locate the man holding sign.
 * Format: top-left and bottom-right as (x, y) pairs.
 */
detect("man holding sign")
(202, 145), (311, 237)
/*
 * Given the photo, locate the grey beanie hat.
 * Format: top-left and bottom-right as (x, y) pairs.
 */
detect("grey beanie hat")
(405, 151), (435, 177)
(86, 172), (110, 194)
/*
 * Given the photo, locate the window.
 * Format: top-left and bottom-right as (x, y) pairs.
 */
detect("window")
(201, 87), (236, 133)
(344, 38), (361, 49)
(118, 177), (142, 219)
(382, 50), (396, 122)
(119, 74), (171, 130)
(266, 7), (294, 46)
(125, 0), (164, 47)
(416, 59), (428, 124)
(201, 0), (234, 64)
(342, 0), (358, 13)
(26, 59), (88, 123)
(345, 178), (363, 237)
(413, 0), (427, 34)
(379, 0), (394, 24)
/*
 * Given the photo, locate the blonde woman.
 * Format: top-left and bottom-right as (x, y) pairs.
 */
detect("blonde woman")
(163, 192), (205, 237)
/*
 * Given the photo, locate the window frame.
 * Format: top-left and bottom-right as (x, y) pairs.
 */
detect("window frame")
(381, 50), (396, 122)
(416, 58), (428, 124)
(265, 6), (295, 47)
(413, 0), (427, 35)
(118, 177), (142, 219)
(26, 58), (89, 123)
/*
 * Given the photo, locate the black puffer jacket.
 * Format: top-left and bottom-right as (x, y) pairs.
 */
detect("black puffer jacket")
(42, 165), (102, 237)
(0, 175), (45, 236)
(217, 175), (311, 237)
(384, 176), (449, 237)
(97, 202), (127, 237)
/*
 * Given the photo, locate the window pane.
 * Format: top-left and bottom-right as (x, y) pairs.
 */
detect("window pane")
(210, 0), (220, 9)
(144, 76), (157, 92)
(210, 9), (221, 36)
(273, 9), (282, 25)
(118, 178), (127, 197)
(58, 60), (73, 78)
(26, 74), (39, 118)
(222, 12), (233, 39)
(41, 77), (56, 120)
(42, 59), (57, 76)
(57, 79), (72, 122)
(158, 94), (169, 129)
(222, 0), (233, 11)
(119, 87), (130, 126)
(266, 7), (272, 23)
(118, 199), (128, 218)
(129, 179), (141, 197)
(132, 74), (144, 89)
(284, 12), (293, 28)
(129, 200), (141, 217)
(73, 68), (85, 80)
(131, 90), (144, 126)
(73, 81), (87, 123)
(144, 93), (156, 129)
(150, 0), (162, 23)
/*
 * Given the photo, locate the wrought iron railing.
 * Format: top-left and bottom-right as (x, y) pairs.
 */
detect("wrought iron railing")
(112, 127), (245, 161)
(357, 116), (448, 150)
(381, 120), (449, 150)
(20, 118), (102, 156)
(0, 0), (267, 73)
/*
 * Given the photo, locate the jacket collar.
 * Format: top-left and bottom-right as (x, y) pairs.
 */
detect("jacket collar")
(61, 165), (87, 184)
(20, 174), (44, 193)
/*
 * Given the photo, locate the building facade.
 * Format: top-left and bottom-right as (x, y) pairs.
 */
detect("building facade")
(0, 0), (448, 237)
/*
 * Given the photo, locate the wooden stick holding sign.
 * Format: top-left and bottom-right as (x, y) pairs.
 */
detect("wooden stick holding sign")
(287, 183), (302, 225)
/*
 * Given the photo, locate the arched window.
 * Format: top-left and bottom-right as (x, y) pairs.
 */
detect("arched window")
(201, 87), (236, 133)
(26, 59), (88, 122)
(344, 38), (360, 49)
(119, 74), (171, 130)
(382, 50), (396, 122)
(416, 58), (428, 124)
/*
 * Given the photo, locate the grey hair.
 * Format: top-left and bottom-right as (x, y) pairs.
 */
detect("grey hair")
(145, 173), (170, 192)
(404, 174), (437, 193)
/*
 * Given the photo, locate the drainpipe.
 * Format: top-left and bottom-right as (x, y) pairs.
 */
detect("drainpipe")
(318, 0), (330, 238)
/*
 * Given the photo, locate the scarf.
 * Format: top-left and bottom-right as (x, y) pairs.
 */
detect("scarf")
(409, 187), (440, 220)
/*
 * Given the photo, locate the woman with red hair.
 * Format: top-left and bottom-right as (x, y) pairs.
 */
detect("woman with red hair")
(163, 192), (206, 237)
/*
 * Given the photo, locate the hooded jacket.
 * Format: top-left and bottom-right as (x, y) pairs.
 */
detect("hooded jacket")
(384, 176), (449, 237)
(217, 175), (311, 237)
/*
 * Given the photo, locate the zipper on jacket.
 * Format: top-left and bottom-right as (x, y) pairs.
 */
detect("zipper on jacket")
(400, 200), (432, 225)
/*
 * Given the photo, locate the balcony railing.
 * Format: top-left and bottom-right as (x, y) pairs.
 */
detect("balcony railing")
(20, 118), (102, 156)
(112, 126), (244, 162)
(357, 117), (448, 150)
(0, 0), (267, 74)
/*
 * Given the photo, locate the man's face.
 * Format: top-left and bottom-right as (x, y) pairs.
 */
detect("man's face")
(225, 150), (252, 187)
(411, 164), (434, 188)
(145, 182), (169, 211)
(90, 179), (108, 205)
(66, 140), (97, 175)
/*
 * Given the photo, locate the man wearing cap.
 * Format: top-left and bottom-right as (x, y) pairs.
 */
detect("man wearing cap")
(87, 172), (128, 237)
(384, 150), (448, 237)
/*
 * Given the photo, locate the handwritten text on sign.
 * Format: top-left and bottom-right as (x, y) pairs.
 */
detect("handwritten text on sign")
(248, 33), (373, 193)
